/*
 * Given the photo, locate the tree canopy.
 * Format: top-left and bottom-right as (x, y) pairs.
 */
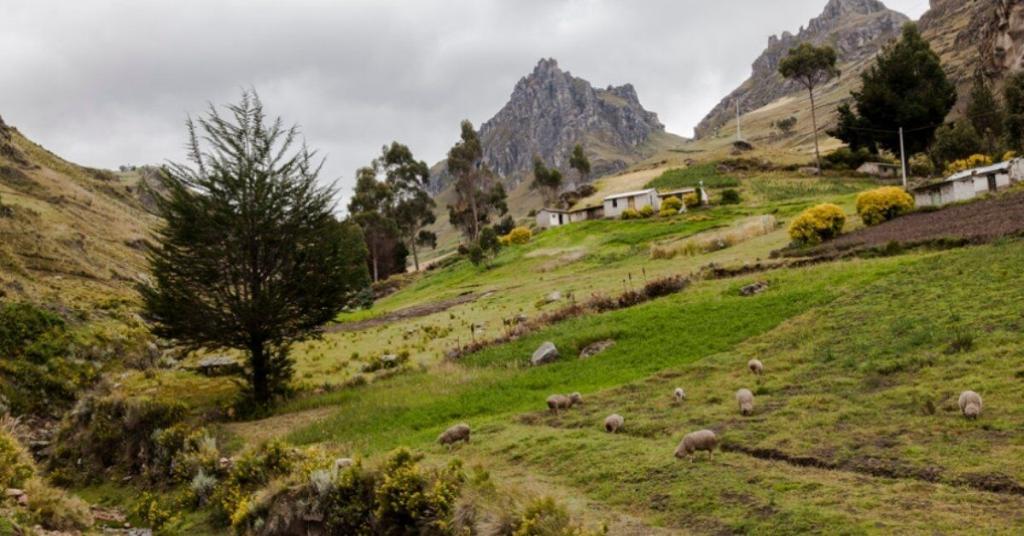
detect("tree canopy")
(141, 91), (370, 407)
(830, 24), (957, 161)
(446, 120), (507, 242)
(569, 144), (591, 187)
(531, 157), (563, 207)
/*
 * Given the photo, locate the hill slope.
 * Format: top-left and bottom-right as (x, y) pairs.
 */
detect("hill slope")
(0, 115), (156, 308)
(695, 0), (908, 139)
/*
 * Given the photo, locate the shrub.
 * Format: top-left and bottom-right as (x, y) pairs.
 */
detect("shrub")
(945, 154), (993, 175)
(1004, 150), (1018, 161)
(822, 147), (874, 170)
(789, 204), (846, 245)
(909, 153), (935, 177)
(212, 440), (297, 525)
(23, 478), (94, 531)
(0, 429), (33, 489)
(660, 196), (682, 213)
(720, 189), (741, 205)
(639, 205), (655, 218)
(856, 187), (914, 226)
(683, 193), (700, 209)
(620, 208), (640, 220)
(930, 122), (982, 168)
(506, 497), (591, 536)
(374, 449), (463, 534)
(507, 226), (532, 245)
(642, 276), (689, 299)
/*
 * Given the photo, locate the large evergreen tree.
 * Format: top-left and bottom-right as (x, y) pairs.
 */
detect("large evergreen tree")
(1004, 72), (1024, 151)
(967, 74), (1003, 153)
(830, 24), (956, 164)
(531, 157), (563, 207)
(141, 91), (370, 407)
(778, 43), (840, 173)
(569, 144), (591, 188)
(446, 120), (507, 241)
(378, 142), (436, 272)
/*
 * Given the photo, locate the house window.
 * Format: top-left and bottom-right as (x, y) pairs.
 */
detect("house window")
(612, 199), (618, 208)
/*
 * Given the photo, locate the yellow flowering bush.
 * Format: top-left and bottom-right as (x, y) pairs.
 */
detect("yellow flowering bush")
(789, 203), (846, 245)
(683, 192), (700, 209)
(856, 187), (914, 226)
(620, 208), (641, 220)
(506, 226), (532, 245)
(945, 154), (993, 175)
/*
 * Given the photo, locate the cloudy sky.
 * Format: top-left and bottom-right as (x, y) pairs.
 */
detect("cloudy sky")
(2, 0), (929, 203)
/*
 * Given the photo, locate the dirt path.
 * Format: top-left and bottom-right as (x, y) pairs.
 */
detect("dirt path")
(326, 290), (488, 333)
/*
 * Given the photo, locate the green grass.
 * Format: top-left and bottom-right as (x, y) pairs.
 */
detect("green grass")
(285, 255), (907, 451)
(645, 164), (740, 190)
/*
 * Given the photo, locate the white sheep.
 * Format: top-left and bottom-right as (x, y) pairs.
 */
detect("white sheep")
(736, 388), (754, 416)
(958, 391), (983, 420)
(569, 392), (583, 405)
(546, 394), (579, 414)
(673, 387), (686, 403)
(437, 423), (471, 446)
(674, 429), (718, 462)
(748, 359), (764, 376)
(604, 414), (624, 433)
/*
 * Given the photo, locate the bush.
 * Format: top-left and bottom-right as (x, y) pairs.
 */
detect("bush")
(642, 276), (689, 299)
(620, 208), (640, 220)
(506, 497), (593, 536)
(930, 122), (982, 168)
(660, 196), (683, 215)
(822, 147), (874, 170)
(1004, 150), (1018, 161)
(945, 154), (993, 175)
(212, 440), (297, 525)
(720, 189), (741, 205)
(0, 429), (33, 489)
(789, 204), (846, 245)
(683, 193), (700, 209)
(507, 226), (532, 245)
(639, 205), (655, 218)
(23, 478), (94, 531)
(856, 187), (914, 226)
(909, 153), (935, 177)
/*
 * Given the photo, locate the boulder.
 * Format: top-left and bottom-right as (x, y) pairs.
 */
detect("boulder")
(545, 291), (562, 303)
(531, 342), (560, 366)
(740, 281), (769, 296)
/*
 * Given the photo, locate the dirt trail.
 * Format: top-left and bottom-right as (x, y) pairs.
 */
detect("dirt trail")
(326, 290), (487, 333)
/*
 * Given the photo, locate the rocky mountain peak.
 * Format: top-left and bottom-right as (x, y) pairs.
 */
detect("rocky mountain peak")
(472, 58), (664, 184)
(695, 0), (908, 138)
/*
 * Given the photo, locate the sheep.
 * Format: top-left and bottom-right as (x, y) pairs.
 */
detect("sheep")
(673, 387), (686, 403)
(569, 392), (583, 405)
(604, 414), (624, 433)
(438, 423), (471, 447)
(736, 389), (754, 416)
(958, 391), (983, 420)
(748, 359), (764, 376)
(674, 429), (718, 462)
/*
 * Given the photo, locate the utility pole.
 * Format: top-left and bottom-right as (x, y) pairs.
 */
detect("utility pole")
(899, 127), (908, 189)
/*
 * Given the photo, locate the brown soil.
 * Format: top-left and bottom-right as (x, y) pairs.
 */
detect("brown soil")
(813, 190), (1024, 254)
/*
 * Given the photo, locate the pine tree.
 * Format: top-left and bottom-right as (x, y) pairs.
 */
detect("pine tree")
(967, 74), (1003, 151)
(779, 43), (840, 173)
(569, 144), (591, 188)
(446, 120), (507, 242)
(140, 91), (370, 407)
(831, 24), (956, 165)
(531, 157), (563, 207)
(1003, 72), (1024, 152)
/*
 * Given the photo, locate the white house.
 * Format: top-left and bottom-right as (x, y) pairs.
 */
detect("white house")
(602, 189), (661, 218)
(857, 162), (899, 179)
(535, 208), (570, 229)
(912, 159), (1024, 207)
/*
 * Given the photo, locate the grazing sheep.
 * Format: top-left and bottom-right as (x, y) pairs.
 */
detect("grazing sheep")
(673, 387), (686, 403)
(569, 392), (583, 405)
(546, 394), (571, 414)
(674, 429), (718, 462)
(736, 389), (754, 416)
(748, 359), (764, 376)
(604, 414), (624, 433)
(958, 391), (983, 420)
(438, 423), (471, 446)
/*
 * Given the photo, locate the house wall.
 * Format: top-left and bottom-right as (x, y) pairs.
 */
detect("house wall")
(535, 211), (565, 229)
(603, 192), (660, 218)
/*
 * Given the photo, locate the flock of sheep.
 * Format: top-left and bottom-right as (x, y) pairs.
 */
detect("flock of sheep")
(438, 357), (986, 461)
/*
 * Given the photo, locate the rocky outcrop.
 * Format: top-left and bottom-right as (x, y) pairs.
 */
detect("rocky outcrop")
(695, 0), (908, 138)
(430, 59), (667, 192)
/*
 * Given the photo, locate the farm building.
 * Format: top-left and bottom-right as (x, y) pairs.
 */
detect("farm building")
(535, 208), (570, 229)
(569, 204), (604, 223)
(603, 189), (661, 218)
(912, 159), (1024, 207)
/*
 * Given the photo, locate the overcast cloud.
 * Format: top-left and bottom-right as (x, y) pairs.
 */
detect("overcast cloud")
(1, 0), (929, 205)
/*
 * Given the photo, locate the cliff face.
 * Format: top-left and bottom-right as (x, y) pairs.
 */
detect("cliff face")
(430, 58), (671, 192)
(694, 0), (908, 138)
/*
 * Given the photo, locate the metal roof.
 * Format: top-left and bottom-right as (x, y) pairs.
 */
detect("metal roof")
(912, 159), (1014, 192)
(603, 188), (657, 201)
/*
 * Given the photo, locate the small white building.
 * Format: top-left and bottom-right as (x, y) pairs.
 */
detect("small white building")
(535, 208), (570, 229)
(857, 162), (900, 178)
(569, 204), (604, 223)
(602, 189), (661, 218)
(912, 159), (1024, 207)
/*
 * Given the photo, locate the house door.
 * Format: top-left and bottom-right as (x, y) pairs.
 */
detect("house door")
(988, 175), (998, 192)
(627, 197), (636, 210)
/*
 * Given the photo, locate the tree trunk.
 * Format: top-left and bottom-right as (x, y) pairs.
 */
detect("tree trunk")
(410, 239), (420, 273)
(250, 341), (269, 405)
(809, 87), (822, 175)
(372, 249), (380, 282)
